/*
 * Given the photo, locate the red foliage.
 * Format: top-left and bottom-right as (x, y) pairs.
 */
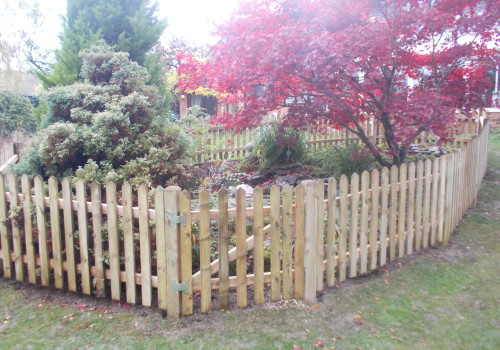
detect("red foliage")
(178, 0), (499, 166)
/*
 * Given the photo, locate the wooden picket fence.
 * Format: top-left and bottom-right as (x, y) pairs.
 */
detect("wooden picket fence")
(0, 115), (489, 318)
(0, 133), (30, 174)
(196, 113), (482, 162)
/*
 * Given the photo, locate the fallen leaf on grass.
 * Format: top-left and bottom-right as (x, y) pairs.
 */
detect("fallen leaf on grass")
(355, 320), (364, 325)
(354, 313), (362, 320)
(305, 329), (310, 333)
(313, 338), (324, 347)
(373, 297), (380, 301)
(293, 345), (303, 350)
(391, 336), (404, 341)
(308, 304), (320, 310)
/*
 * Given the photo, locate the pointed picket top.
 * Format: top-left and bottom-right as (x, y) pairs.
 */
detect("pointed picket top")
(372, 167), (380, 178)
(282, 183), (293, 195)
(217, 187), (228, 198)
(91, 179), (101, 190)
(381, 166), (390, 177)
(181, 189), (192, 200)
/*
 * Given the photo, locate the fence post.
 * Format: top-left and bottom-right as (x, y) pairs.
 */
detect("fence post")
(165, 186), (182, 319)
(303, 180), (317, 304)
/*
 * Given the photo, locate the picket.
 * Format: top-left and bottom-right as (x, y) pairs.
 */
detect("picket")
(360, 171), (369, 274)
(138, 184), (152, 307)
(253, 186), (265, 304)
(316, 181), (325, 291)
(349, 173), (359, 278)
(236, 188), (248, 307)
(62, 178), (76, 291)
(389, 166), (398, 261)
(180, 190), (193, 315)
(338, 176), (348, 282)
(123, 182), (136, 304)
(34, 175), (49, 286)
(107, 182), (121, 301)
(397, 164), (407, 258)
(0, 174), (11, 278)
(326, 177), (337, 287)
(282, 184), (293, 300)
(422, 159), (432, 249)
(91, 181), (105, 298)
(21, 175), (36, 284)
(294, 184), (305, 299)
(76, 180), (91, 295)
(270, 185), (281, 302)
(379, 168), (389, 266)
(48, 177), (63, 288)
(415, 161), (424, 251)
(218, 188), (230, 310)
(9, 174), (23, 281)
(406, 163), (416, 255)
(200, 188), (211, 313)
(155, 186), (167, 310)
(165, 186), (181, 319)
(370, 169), (380, 270)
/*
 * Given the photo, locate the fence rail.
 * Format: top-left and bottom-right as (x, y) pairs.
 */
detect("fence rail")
(0, 112), (490, 318)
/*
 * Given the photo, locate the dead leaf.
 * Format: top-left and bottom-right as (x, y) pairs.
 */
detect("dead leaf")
(354, 313), (362, 320)
(373, 297), (380, 301)
(134, 322), (138, 328)
(313, 338), (324, 347)
(305, 329), (310, 333)
(355, 320), (364, 325)
(293, 345), (303, 350)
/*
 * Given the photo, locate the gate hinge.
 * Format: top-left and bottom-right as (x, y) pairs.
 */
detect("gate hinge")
(165, 212), (187, 226)
(173, 280), (189, 294)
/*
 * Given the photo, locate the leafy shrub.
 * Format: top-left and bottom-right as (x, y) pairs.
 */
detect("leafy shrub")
(307, 142), (376, 178)
(246, 123), (306, 171)
(13, 43), (194, 188)
(0, 91), (34, 139)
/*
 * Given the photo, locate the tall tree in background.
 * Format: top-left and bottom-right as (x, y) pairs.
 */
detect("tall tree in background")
(178, 0), (499, 166)
(37, 0), (167, 90)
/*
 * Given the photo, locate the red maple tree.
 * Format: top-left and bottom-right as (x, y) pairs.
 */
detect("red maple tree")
(177, 0), (499, 166)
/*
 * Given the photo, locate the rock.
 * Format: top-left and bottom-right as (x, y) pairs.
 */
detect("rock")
(235, 184), (254, 198)
(264, 163), (303, 176)
(274, 173), (306, 187)
(246, 174), (266, 186)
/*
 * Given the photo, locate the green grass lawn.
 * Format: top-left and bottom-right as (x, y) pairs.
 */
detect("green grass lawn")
(1, 133), (499, 350)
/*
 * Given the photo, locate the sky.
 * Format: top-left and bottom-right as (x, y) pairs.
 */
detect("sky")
(1, 0), (242, 55)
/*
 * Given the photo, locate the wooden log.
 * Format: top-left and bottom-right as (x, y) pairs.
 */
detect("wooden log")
(21, 175), (36, 284)
(91, 181), (105, 298)
(61, 178), (76, 291)
(48, 177), (62, 288)
(107, 182), (121, 301)
(138, 184), (152, 307)
(218, 188), (230, 310)
(122, 182), (136, 304)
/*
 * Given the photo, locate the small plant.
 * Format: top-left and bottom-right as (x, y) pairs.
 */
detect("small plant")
(307, 142), (376, 178)
(246, 123), (306, 171)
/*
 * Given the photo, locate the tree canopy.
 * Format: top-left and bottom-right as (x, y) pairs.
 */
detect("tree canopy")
(37, 0), (167, 89)
(178, 0), (499, 166)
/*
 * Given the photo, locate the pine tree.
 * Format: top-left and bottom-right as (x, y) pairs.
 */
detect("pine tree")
(37, 0), (166, 89)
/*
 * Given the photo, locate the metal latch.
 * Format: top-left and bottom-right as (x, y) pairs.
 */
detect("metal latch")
(166, 212), (187, 226)
(173, 280), (189, 294)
